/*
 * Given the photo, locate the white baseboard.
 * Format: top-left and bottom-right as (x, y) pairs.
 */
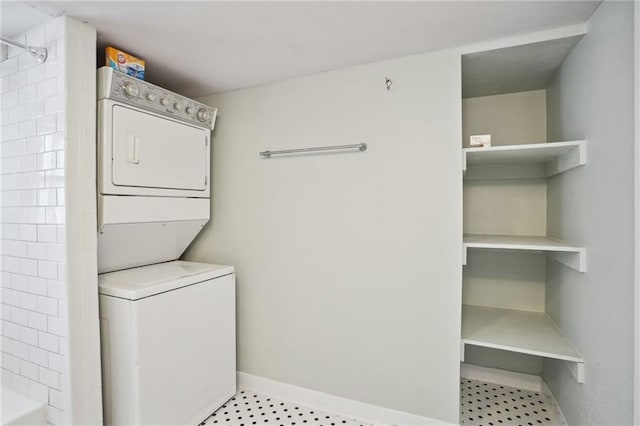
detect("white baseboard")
(460, 363), (542, 392)
(237, 372), (454, 426)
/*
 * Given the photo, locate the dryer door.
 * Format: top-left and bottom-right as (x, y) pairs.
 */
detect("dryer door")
(111, 105), (208, 192)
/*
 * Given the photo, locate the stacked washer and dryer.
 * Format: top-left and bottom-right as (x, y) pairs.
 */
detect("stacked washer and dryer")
(96, 67), (235, 425)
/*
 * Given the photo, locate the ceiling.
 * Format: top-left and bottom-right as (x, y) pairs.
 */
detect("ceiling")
(1, 1), (600, 97)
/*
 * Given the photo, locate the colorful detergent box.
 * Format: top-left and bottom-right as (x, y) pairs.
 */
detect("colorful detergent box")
(106, 47), (145, 80)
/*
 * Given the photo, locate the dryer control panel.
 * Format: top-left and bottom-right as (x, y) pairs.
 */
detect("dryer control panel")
(97, 67), (217, 130)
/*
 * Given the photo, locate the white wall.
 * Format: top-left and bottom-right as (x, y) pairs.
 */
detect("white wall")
(0, 17), (101, 425)
(1, 18), (71, 424)
(185, 49), (462, 422)
(544, 2), (635, 424)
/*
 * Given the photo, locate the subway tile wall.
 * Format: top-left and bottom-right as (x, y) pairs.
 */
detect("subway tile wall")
(1, 18), (71, 425)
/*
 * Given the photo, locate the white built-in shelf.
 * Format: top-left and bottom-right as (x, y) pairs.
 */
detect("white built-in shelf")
(463, 234), (586, 272)
(463, 140), (586, 180)
(461, 305), (585, 383)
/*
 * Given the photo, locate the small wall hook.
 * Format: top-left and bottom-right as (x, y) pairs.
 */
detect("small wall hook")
(385, 77), (392, 91)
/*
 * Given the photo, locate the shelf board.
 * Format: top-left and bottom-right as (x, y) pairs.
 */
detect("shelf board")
(463, 234), (586, 272)
(463, 140), (586, 180)
(461, 305), (585, 382)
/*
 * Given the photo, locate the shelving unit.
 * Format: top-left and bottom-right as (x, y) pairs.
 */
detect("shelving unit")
(463, 234), (586, 272)
(460, 139), (587, 382)
(463, 140), (586, 180)
(461, 305), (585, 383)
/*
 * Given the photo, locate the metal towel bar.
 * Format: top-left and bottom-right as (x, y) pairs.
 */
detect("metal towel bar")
(260, 143), (367, 158)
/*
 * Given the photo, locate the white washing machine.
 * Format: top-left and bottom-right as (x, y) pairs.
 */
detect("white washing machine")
(98, 261), (236, 425)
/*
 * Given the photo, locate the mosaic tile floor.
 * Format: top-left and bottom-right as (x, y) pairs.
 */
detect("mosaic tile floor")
(201, 389), (370, 426)
(460, 378), (567, 426)
(200, 379), (566, 426)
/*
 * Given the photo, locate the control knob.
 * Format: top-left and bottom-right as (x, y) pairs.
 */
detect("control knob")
(174, 102), (183, 111)
(197, 108), (212, 122)
(122, 82), (139, 98)
(145, 93), (157, 101)
(186, 106), (195, 114)
(160, 97), (169, 106)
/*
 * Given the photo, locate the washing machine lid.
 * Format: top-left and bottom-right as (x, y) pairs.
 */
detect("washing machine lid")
(98, 260), (234, 300)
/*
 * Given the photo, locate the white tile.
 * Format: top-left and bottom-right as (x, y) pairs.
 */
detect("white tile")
(2, 89), (18, 111)
(48, 352), (68, 374)
(46, 244), (65, 262)
(28, 345), (49, 367)
(20, 325), (38, 346)
(25, 172), (45, 191)
(18, 154), (37, 172)
(45, 61), (63, 81)
(19, 258), (38, 276)
(26, 66), (46, 85)
(18, 84), (36, 104)
(46, 406), (61, 426)
(10, 372), (29, 395)
(1, 319), (20, 339)
(28, 310), (47, 331)
(1, 140), (27, 159)
(37, 151), (57, 170)
(19, 291), (38, 311)
(11, 306), (29, 326)
(10, 240), (28, 257)
(45, 94), (64, 115)
(2, 353), (20, 373)
(18, 189), (37, 206)
(37, 296), (57, 316)
(37, 78), (57, 99)
(19, 224), (38, 241)
(8, 105), (26, 123)
(19, 119), (36, 138)
(27, 242), (47, 260)
(46, 207), (65, 224)
(2, 123), (20, 142)
(11, 274), (28, 292)
(45, 19), (64, 43)
(48, 315), (68, 337)
(18, 52), (38, 71)
(49, 388), (68, 410)
(56, 150), (64, 169)
(45, 169), (64, 188)
(38, 330), (59, 352)
(19, 359), (39, 381)
(46, 280), (66, 300)
(38, 188), (57, 206)
(25, 100), (45, 120)
(1, 303), (12, 320)
(2, 335), (29, 358)
(38, 225), (57, 242)
(27, 379), (48, 404)
(56, 188), (65, 207)
(39, 365), (59, 389)
(7, 71), (26, 91)
(1, 57), (18, 76)
(55, 113), (65, 133)
(44, 132), (64, 151)
(2, 287), (20, 306)
(36, 115), (57, 135)
(25, 135), (45, 154)
(28, 276), (48, 295)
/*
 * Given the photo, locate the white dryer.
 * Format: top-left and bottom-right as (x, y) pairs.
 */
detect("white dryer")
(97, 66), (216, 273)
(98, 261), (236, 426)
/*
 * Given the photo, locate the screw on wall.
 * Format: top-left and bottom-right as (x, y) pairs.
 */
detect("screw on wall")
(385, 77), (392, 91)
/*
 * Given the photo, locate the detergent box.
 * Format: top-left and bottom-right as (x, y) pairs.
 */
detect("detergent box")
(106, 47), (145, 80)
